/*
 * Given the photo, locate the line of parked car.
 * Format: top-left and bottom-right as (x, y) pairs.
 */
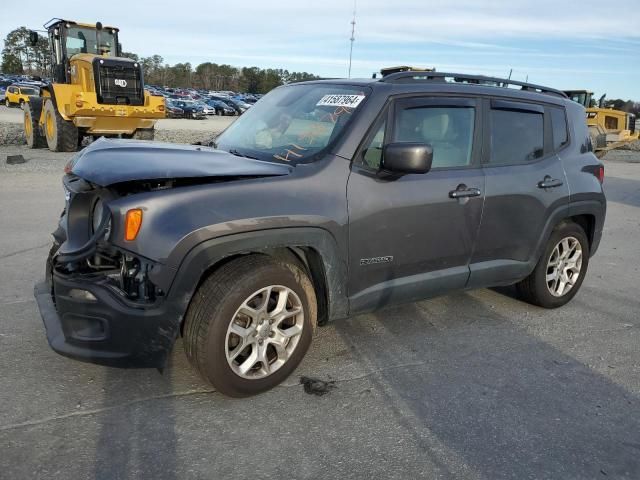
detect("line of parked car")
(1, 72), (262, 122)
(146, 85), (262, 120)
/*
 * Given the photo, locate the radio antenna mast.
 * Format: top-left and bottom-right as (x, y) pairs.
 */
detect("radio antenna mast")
(348, 0), (356, 78)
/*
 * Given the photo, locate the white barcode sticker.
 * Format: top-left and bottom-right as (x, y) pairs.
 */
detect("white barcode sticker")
(316, 94), (366, 108)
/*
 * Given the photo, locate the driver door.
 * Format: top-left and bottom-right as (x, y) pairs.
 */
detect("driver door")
(347, 96), (485, 313)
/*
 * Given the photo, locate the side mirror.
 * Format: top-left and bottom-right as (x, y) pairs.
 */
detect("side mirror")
(382, 142), (433, 174)
(28, 30), (39, 47)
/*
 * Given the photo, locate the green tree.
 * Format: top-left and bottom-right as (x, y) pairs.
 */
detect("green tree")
(1, 52), (23, 74)
(1, 27), (50, 75)
(121, 51), (139, 61)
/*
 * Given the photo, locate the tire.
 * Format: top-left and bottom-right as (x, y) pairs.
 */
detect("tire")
(183, 255), (317, 397)
(43, 99), (78, 152)
(516, 221), (589, 308)
(19, 99), (25, 108)
(5, 98), (11, 108)
(132, 127), (155, 141)
(24, 97), (46, 149)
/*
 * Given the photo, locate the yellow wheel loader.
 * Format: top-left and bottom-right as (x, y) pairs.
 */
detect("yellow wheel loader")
(25, 19), (165, 152)
(563, 90), (638, 154)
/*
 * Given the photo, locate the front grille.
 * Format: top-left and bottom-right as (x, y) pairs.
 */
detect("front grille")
(93, 58), (144, 106)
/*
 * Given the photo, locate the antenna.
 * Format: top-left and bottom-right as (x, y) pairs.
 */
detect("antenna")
(348, 0), (356, 78)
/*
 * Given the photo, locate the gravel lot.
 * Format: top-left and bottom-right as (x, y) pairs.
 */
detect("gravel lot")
(0, 105), (236, 145)
(1, 143), (639, 479)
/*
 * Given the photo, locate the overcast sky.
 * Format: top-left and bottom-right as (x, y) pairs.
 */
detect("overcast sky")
(2, 0), (639, 98)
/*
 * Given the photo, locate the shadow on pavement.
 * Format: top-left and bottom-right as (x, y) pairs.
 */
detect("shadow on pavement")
(334, 291), (640, 479)
(93, 358), (178, 480)
(604, 177), (640, 208)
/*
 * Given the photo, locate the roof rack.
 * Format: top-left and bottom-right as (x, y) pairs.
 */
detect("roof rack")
(379, 71), (567, 98)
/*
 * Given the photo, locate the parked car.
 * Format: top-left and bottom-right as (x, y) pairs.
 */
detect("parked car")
(197, 102), (216, 116)
(4, 84), (40, 107)
(0, 86), (6, 103)
(224, 98), (251, 115)
(165, 100), (185, 119)
(35, 71), (606, 397)
(207, 99), (236, 116)
(173, 100), (206, 119)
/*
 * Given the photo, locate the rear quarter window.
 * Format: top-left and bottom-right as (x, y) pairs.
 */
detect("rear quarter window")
(549, 107), (569, 150)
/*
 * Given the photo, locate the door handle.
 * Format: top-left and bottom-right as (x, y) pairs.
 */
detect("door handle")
(538, 176), (563, 189)
(449, 184), (481, 199)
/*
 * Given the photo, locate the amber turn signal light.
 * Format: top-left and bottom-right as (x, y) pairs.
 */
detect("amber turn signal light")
(125, 209), (143, 241)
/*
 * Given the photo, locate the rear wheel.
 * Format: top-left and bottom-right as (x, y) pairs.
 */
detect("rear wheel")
(516, 222), (589, 308)
(5, 98), (10, 108)
(24, 98), (46, 149)
(183, 255), (317, 397)
(43, 99), (78, 152)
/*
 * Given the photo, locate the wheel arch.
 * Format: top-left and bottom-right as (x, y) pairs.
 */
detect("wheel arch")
(158, 228), (349, 334)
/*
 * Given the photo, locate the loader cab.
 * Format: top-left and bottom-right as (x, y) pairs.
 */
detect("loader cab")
(31, 19), (121, 84)
(563, 90), (594, 108)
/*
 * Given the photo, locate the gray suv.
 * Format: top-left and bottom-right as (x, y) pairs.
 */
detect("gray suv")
(35, 71), (606, 396)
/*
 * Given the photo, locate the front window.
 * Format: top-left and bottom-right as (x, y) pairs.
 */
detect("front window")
(19, 87), (38, 96)
(216, 84), (371, 163)
(65, 26), (117, 56)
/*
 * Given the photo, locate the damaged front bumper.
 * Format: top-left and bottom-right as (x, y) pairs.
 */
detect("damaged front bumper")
(34, 265), (180, 368)
(33, 173), (183, 368)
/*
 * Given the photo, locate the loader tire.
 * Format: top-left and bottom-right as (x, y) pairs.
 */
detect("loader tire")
(24, 97), (46, 149)
(43, 99), (78, 152)
(132, 127), (155, 141)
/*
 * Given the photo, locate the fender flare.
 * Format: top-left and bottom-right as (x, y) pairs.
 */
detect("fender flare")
(153, 227), (349, 325)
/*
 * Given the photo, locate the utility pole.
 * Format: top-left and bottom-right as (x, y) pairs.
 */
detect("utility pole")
(348, 0), (356, 78)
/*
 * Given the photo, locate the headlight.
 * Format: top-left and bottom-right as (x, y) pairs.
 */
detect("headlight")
(91, 198), (111, 239)
(92, 198), (104, 233)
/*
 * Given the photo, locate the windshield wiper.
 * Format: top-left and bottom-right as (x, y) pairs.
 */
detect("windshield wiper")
(228, 149), (258, 160)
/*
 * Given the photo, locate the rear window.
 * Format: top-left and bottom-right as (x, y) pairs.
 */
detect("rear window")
(550, 107), (568, 150)
(490, 108), (544, 165)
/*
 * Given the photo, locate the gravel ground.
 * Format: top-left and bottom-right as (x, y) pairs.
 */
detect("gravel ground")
(619, 139), (640, 152)
(1, 144), (639, 480)
(0, 105), (235, 146)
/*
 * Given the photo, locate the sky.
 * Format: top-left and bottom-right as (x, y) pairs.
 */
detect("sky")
(2, 0), (639, 99)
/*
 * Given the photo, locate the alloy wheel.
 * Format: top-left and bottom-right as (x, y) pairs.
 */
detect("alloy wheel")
(546, 236), (583, 297)
(225, 285), (304, 379)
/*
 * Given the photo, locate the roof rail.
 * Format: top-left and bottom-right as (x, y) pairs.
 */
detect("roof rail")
(379, 71), (567, 98)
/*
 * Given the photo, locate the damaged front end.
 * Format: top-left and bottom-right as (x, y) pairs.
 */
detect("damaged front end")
(35, 173), (181, 368)
(52, 174), (164, 302)
(34, 137), (293, 368)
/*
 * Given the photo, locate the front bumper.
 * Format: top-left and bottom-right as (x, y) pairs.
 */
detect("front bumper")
(34, 270), (180, 368)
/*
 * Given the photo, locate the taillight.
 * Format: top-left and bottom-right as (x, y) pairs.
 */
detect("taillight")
(595, 165), (604, 184)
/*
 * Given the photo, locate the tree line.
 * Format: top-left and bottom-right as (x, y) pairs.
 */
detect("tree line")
(1, 26), (320, 93)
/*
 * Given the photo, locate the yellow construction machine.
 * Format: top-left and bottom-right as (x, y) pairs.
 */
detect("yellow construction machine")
(563, 89), (638, 154)
(24, 19), (165, 151)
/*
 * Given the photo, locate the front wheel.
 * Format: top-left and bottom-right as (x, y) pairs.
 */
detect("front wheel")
(183, 255), (317, 397)
(5, 98), (10, 108)
(516, 222), (589, 308)
(43, 99), (78, 152)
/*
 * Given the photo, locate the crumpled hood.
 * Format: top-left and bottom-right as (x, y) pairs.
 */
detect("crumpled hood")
(69, 137), (292, 187)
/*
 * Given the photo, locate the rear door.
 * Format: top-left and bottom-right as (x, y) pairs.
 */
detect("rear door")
(468, 98), (570, 287)
(347, 96), (485, 313)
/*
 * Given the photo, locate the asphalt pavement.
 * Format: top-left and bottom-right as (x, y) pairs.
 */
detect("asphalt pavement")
(1, 146), (639, 479)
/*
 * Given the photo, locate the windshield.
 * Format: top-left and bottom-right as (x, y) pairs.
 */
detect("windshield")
(567, 92), (589, 107)
(65, 26), (117, 56)
(216, 83), (371, 163)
